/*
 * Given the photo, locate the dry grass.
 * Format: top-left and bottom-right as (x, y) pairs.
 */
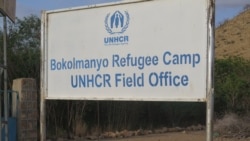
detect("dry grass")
(215, 9), (250, 60)
(214, 113), (250, 139)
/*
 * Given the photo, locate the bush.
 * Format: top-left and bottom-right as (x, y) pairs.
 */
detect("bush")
(214, 113), (250, 138)
(214, 57), (250, 114)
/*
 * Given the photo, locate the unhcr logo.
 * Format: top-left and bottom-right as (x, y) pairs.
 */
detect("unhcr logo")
(104, 11), (130, 46)
(105, 11), (129, 34)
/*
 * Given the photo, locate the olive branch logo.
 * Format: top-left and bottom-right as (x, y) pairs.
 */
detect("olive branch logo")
(105, 11), (130, 34)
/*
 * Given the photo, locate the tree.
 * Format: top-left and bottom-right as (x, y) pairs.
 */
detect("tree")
(214, 57), (250, 114)
(6, 15), (41, 87)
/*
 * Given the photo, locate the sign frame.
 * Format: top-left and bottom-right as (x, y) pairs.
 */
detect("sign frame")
(41, 0), (213, 102)
(40, 0), (215, 140)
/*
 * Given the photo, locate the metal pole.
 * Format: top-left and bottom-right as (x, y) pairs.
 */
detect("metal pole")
(206, 0), (215, 141)
(207, 90), (214, 141)
(3, 15), (8, 141)
(0, 77), (2, 141)
(97, 101), (100, 141)
(40, 11), (46, 141)
(40, 95), (46, 141)
(0, 66), (4, 141)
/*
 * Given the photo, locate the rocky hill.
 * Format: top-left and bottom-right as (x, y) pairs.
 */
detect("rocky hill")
(215, 8), (250, 60)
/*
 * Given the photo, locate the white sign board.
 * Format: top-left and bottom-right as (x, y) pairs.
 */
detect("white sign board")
(41, 0), (210, 101)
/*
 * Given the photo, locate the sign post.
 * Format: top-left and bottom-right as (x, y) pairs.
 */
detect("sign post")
(41, 0), (214, 140)
(207, 0), (215, 140)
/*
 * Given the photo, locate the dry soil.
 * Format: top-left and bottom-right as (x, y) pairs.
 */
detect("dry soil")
(101, 131), (250, 141)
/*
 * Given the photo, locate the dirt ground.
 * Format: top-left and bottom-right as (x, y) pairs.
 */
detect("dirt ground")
(102, 131), (205, 141)
(100, 131), (250, 141)
(56, 131), (250, 141)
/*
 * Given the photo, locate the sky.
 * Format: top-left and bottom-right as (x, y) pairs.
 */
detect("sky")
(216, 0), (250, 25)
(12, 0), (250, 26)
